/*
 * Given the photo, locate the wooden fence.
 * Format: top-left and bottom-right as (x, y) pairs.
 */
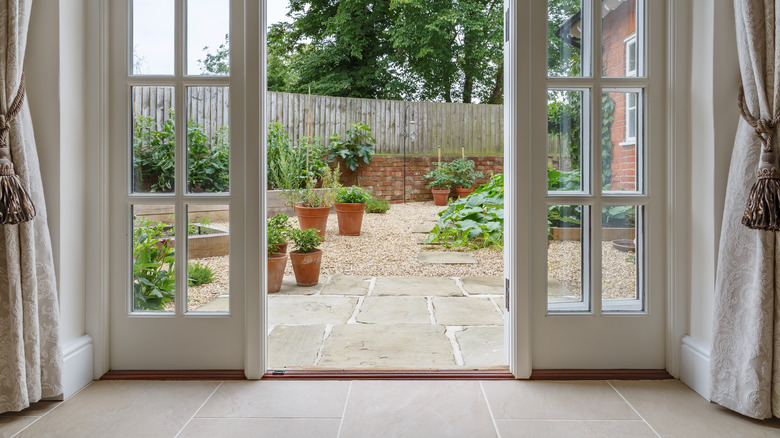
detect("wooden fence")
(133, 87), (504, 155)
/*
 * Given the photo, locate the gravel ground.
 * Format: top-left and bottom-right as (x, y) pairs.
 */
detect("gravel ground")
(548, 240), (637, 300)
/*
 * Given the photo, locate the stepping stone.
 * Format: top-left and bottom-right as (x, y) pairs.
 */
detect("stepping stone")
(269, 276), (322, 296)
(461, 276), (504, 295)
(416, 237), (439, 245)
(492, 297), (506, 311)
(320, 276), (372, 296)
(418, 251), (477, 264)
(373, 276), (462, 297)
(268, 325), (326, 369)
(432, 297), (504, 326)
(547, 278), (580, 303)
(318, 324), (456, 368)
(455, 327), (508, 368)
(410, 223), (435, 233)
(356, 297), (431, 325)
(195, 296), (229, 312)
(268, 296), (358, 325)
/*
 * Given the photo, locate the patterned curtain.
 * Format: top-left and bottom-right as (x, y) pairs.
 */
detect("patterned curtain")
(0, 0), (62, 414)
(710, 0), (780, 420)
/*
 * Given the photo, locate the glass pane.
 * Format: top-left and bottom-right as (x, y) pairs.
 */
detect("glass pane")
(602, 0), (641, 77)
(132, 0), (174, 75)
(601, 90), (640, 192)
(132, 86), (175, 193)
(547, 204), (587, 311)
(602, 205), (641, 312)
(548, 0), (585, 77)
(547, 90), (584, 192)
(187, 87), (230, 193)
(187, 0), (230, 75)
(132, 205), (176, 312)
(187, 205), (230, 313)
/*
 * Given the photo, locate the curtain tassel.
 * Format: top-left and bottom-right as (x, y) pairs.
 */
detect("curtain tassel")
(0, 73), (35, 225)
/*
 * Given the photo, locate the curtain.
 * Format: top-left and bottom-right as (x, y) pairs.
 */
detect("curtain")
(710, 0), (780, 420)
(0, 0), (62, 414)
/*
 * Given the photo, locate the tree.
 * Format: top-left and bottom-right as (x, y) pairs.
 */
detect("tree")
(199, 34), (230, 75)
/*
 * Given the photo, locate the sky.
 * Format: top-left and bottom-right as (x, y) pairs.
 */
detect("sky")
(133, 0), (292, 75)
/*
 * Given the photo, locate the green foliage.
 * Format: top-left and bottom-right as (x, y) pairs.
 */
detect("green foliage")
(198, 34), (230, 75)
(447, 157), (483, 189)
(427, 173), (504, 248)
(327, 124), (376, 183)
(602, 205), (636, 228)
(290, 227), (323, 254)
(547, 166), (580, 192)
(283, 165), (342, 207)
(548, 0), (582, 77)
(132, 218), (175, 310)
(601, 94), (617, 187)
(133, 112), (230, 193)
(547, 90), (582, 172)
(268, 213), (293, 254)
(267, 22), (301, 92)
(336, 186), (371, 204)
(188, 262), (215, 287)
(267, 123), (327, 190)
(365, 196), (391, 213)
(424, 162), (453, 189)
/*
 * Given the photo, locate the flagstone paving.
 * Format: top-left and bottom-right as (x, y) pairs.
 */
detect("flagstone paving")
(267, 275), (508, 371)
(410, 223), (435, 233)
(418, 251), (479, 264)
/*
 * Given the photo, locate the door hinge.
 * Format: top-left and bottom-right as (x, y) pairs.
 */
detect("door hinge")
(505, 8), (510, 43)
(505, 278), (509, 310)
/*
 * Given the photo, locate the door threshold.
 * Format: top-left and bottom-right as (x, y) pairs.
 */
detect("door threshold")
(264, 369), (515, 380)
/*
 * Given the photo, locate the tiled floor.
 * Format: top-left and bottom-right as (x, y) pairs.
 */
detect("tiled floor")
(2, 379), (779, 437)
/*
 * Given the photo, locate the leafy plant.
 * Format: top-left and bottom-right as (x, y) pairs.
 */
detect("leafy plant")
(366, 196), (391, 213)
(267, 123), (327, 190)
(547, 166), (581, 192)
(132, 218), (175, 310)
(188, 262), (215, 287)
(267, 213), (293, 254)
(336, 186), (371, 204)
(283, 165), (342, 207)
(448, 157), (483, 189)
(424, 162), (452, 190)
(426, 174), (504, 248)
(289, 227), (323, 254)
(188, 121), (230, 192)
(601, 94), (617, 187)
(327, 123), (375, 185)
(602, 205), (636, 228)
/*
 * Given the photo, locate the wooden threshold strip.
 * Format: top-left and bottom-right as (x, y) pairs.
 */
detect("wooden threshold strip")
(530, 369), (672, 380)
(263, 370), (515, 380)
(101, 370), (247, 380)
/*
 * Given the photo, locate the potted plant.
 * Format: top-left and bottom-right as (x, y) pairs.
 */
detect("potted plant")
(326, 123), (375, 186)
(289, 227), (324, 287)
(267, 225), (288, 293)
(448, 157), (484, 198)
(334, 186), (371, 235)
(424, 163), (452, 206)
(268, 213), (292, 254)
(283, 165), (341, 238)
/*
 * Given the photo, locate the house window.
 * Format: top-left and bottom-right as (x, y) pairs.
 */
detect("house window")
(625, 91), (637, 144)
(625, 34), (637, 77)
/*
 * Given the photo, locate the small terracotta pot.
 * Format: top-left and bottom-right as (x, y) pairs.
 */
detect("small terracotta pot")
(295, 205), (331, 238)
(455, 187), (475, 198)
(267, 252), (288, 293)
(290, 249), (323, 287)
(431, 188), (451, 206)
(334, 202), (366, 236)
(269, 241), (288, 254)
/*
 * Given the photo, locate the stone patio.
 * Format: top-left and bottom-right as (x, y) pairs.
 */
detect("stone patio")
(266, 275), (508, 371)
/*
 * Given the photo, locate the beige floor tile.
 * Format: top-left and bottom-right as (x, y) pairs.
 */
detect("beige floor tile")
(340, 380), (497, 438)
(611, 380), (780, 437)
(0, 416), (37, 438)
(0, 401), (60, 418)
(196, 380), (349, 418)
(495, 419), (656, 437)
(482, 380), (639, 420)
(17, 381), (218, 438)
(178, 418), (340, 437)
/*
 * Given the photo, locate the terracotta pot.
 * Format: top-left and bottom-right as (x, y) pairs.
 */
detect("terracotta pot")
(267, 252), (288, 293)
(334, 202), (366, 236)
(269, 241), (288, 254)
(431, 188), (451, 206)
(290, 249), (323, 287)
(455, 187), (475, 198)
(294, 205), (330, 238)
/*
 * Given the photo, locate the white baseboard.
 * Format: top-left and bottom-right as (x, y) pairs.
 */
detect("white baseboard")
(680, 336), (710, 400)
(62, 335), (94, 399)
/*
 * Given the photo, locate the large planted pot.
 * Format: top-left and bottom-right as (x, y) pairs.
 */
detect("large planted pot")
(294, 205), (330, 238)
(267, 252), (288, 293)
(290, 250), (323, 287)
(334, 202), (366, 236)
(431, 188), (451, 206)
(455, 187), (475, 198)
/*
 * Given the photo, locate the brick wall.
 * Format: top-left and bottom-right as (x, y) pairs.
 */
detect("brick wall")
(333, 155), (503, 202)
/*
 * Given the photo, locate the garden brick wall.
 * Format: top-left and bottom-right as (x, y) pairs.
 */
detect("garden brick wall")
(334, 155), (503, 203)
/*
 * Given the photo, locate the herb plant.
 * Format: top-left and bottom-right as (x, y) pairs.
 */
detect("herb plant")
(188, 262), (215, 287)
(447, 158), (483, 189)
(424, 163), (452, 189)
(289, 227), (323, 254)
(365, 196), (391, 213)
(336, 186), (371, 204)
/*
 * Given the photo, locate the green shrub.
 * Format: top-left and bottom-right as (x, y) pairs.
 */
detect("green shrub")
(336, 186), (371, 204)
(326, 123), (375, 184)
(424, 163), (452, 189)
(447, 158), (483, 189)
(267, 122), (327, 190)
(188, 262), (215, 287)
(267, 213), (291, 255)
(132, 218), (175, 310)
(366, 196), (391, 213)
(289, 227), (323, 253)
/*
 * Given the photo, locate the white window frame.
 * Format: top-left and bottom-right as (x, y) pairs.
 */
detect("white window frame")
(625, 33), (638, 77)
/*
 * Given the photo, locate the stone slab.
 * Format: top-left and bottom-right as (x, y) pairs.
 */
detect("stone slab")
(461, 276), (504, 295)
(432, 297), (504, 326)
(320, 276), (372, 296)
(416, 237), (439, 245)
(455, 327), (508, 368)
(318, 324), (456, 369)
(356, 297), (431, 324)
(548, 278), (580, 303)
(195, 296), (229, 312)
(373, 276), (462, 297)
(269, 276), (323, 296)
(410, 223), (435, 233)
(268, 296), (358, 325)
(268, 325), (326, 369)
(492, 297), (506, 311)
(418, 251), (478, 264)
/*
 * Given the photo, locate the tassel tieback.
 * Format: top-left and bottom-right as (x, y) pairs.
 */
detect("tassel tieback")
(739, 83), (780, 230)
(0, 73), (35, 225)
